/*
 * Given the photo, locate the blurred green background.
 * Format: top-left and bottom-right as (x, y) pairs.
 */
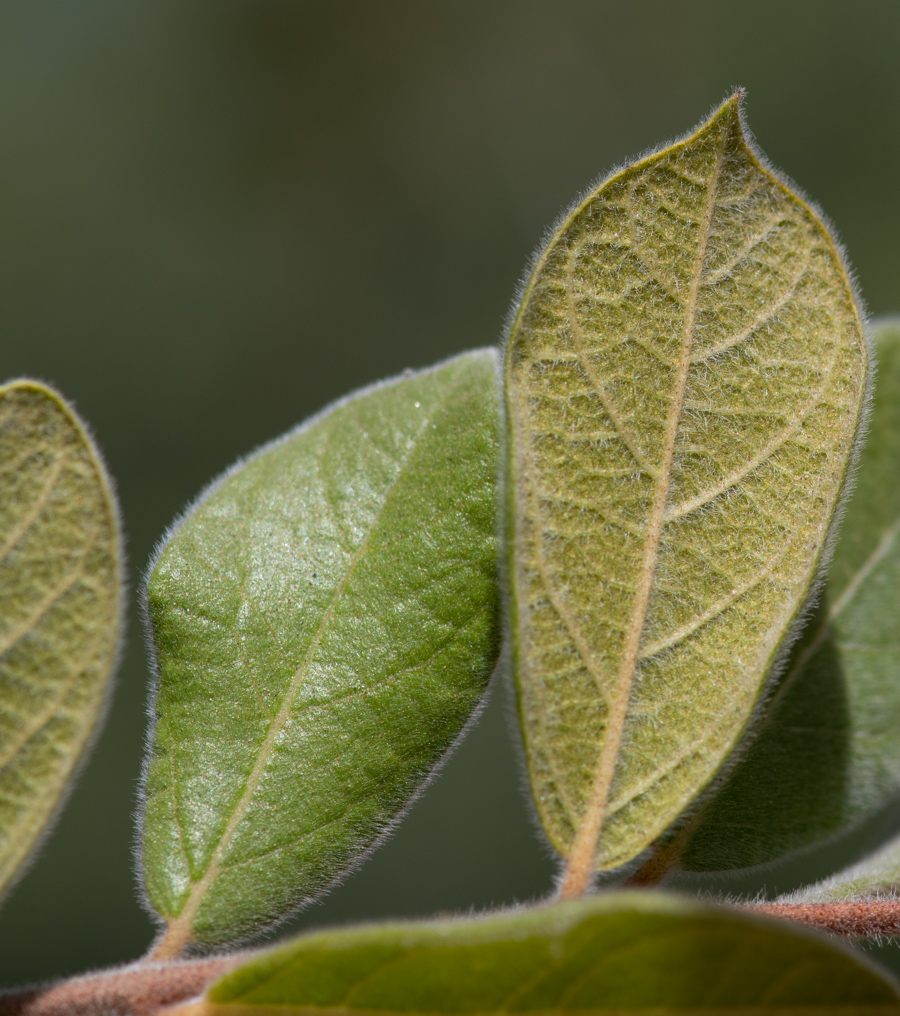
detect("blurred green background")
(4, 0), (900, 987)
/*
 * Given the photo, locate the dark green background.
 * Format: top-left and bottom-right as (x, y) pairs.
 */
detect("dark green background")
(3, 0), (900, 987)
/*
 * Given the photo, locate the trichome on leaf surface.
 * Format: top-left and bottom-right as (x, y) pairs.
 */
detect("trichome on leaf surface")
(3, 91), (900, 1014)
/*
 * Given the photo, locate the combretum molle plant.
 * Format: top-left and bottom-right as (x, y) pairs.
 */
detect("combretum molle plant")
(7, 91), (900, 1014)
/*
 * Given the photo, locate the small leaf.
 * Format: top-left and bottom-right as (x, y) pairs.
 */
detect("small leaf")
(141, 350), (501, 953)
(178, 893), (899, 1013)
(0, 380), (122, 898)
(780, 833), (900, 904)
(504, 93), (868, 893)
(680, 319), (900, 872)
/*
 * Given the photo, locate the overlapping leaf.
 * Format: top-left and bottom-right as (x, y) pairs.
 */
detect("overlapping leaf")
(677, 319), (900, 873)
(141, 350), (501, 954)
(504, 94), (867, 891)
(0, 380), (122, 897)
(781, 832), (900, 904)
(173, 892), (900, 1013)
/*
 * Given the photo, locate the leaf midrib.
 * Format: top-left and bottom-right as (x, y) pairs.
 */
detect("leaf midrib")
(557, 125), (729, 897)
(156, 390), (445, 954)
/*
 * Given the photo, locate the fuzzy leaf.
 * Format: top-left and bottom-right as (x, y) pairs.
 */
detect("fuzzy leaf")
(177, 892), (900, 1013)
(679, 319), (900, 872)
(503, 93), (867, 891)
(781, 833), (900, 904)
(0, 380), (122, 897)
(141, 350), (501, 952)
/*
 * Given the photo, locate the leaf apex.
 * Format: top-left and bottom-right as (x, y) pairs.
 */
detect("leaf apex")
(705, 89), (744, 135)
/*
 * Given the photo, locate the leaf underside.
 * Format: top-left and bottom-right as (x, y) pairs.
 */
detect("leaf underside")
(0, 380), (121, 897)
(504, 94), (867, 875)
(682, 319), (900, 872)
(195, 892), (899, 1012)
(142, 350), (501, 949)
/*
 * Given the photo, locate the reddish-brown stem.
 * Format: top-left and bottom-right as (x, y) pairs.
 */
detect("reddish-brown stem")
(623, 835), (686, 888)
(0, 954), (246, 1016)
(747, 899), (900, 937)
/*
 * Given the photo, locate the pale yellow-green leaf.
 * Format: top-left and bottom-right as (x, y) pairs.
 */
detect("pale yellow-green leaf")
(503, 94), (868, 893)
(0, 380), (122, 897)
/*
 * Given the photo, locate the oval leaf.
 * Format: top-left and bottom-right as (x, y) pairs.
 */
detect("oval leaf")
(178, 892), (899, 1013)
(680, 318), (900, 873)
(0, 379), (122, 897)
(141, 350), (501, 954)
(503, 93), (868, 892)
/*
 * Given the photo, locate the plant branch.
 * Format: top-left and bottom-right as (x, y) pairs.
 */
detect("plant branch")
(745, 899), (900, 937)
(4, 900), (900, 1016)
(0, 955), (246, 1016)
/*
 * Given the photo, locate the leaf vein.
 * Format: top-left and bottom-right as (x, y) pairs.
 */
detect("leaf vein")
(0, 561), (89, 661)
(0, 454), (64, 565)
(702, 215), (790, 287)
(664, 340), (840, 522)
(0, 643), (103, 774)
(690, 268), (806, 364)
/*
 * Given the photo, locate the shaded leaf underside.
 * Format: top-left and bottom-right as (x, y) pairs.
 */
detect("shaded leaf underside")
(0, 381), (121, 896)
(505, 95), (866, 875)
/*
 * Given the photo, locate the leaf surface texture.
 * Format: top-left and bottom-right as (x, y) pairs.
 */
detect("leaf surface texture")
(681, 319), (900, 871)
(503, 95), (867, 881)
(142, 350), (501, 950)
(0, 380), (121, 896)
(186, 893), (899, 1012)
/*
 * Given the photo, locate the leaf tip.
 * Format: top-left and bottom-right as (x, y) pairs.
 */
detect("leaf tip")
(705, 88), (746, 137)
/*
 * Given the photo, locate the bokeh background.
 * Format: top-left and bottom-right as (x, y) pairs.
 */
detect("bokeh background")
(4, 0), (900, 987)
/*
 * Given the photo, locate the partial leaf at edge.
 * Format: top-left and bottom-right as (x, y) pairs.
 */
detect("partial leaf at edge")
(177, 892), (900, 1013)
(0, 380), (122, 898)
(780, 822), (900, 905)
(141, 349), (501, 951)
(780, 830), (900, 905)
(504, 93), (868, 881)
(680, 319), (900, 873)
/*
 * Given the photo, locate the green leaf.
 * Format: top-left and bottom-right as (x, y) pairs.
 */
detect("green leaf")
(141, 350), (502, 953)
(503, 93), (868, 894)
(0, 380), (122, 898)
(678, 318), (900, 873)
(181, 893), (900, 1013)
